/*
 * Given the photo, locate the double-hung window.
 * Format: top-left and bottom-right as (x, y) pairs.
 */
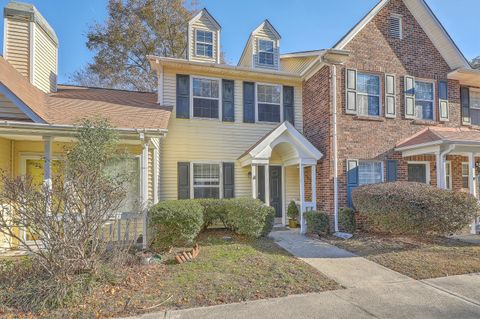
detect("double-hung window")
(192, 77), (220, 119)
(462, 162), (469, 189)
(358, 161), (383, 185)
(357, 73), (380, 116)
(258, 40), (274, 66)
(415, 81), (434, 120)
(257, 84), (281, 122)
(193, 163), (220, 199)
(196, 30), (213, 58)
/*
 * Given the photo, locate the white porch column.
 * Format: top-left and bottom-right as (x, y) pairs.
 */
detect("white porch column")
(468, 152), (478, 234)
(43, 136), (53, 190)
(311, 164), (317, 211)
(299, 162), (305, 234)
(141, 138), (150, 249)
(436, 151), (443, 188)
(265, 164), (270, 206)
(152, 139), (160, 204)
(251, 165), (258, 199)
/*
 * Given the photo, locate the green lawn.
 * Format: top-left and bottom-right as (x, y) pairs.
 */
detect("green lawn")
(36, 229), (340, 318)
(325, 233), (480, 280)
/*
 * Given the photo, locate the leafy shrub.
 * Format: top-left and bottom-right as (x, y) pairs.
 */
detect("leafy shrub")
(261, 206), (276, 237)
(196, 198), (228, 230)
(304, 211), (330, 236)
(339, 207), (356, 233)
(149, 200), (203, 251)
(352, 182), (480, 235)
(225, 198), (271, 238)
(287, 200), (299, 220)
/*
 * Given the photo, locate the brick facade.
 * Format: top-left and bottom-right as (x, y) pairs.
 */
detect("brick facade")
(303, 0), (471, 221)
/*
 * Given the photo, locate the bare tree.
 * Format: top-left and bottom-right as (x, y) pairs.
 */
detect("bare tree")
(0, 119), (139, 277)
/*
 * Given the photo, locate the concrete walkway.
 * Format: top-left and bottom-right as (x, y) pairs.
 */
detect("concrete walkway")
(126, 229), (480, 319)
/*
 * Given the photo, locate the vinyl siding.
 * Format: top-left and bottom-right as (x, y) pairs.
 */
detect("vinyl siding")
(238, 39), (253, 68)
(33, 24), (57, 93)
(285, 165), (300, 215)
(0, 92), (30, 120)
(253, 25), (279, 70)
(159, 70), (303, 201)
(5, 17), (30, 79)
(189, 14), (218, 63)
(280, 56), (317, 74)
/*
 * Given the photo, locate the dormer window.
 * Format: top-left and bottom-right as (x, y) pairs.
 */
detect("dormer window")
(258, 40), (274, 66)
(196, 30), (213, 58)
(389, 14), (403, 39)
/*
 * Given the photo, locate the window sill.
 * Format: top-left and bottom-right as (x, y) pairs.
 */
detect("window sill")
(353, 116), (385, 122)
(411, 119), (438, 126)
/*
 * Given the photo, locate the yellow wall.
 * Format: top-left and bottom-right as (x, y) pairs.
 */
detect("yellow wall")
(160, 68), (303, 203)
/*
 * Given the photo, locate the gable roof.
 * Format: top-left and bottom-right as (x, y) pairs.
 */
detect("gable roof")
(189, 8), (221, 30)
(253, 19), (281, 40)
(396, 127), (480, 150)
(333, 0), (470, 70)
(0, 56), (172, 130)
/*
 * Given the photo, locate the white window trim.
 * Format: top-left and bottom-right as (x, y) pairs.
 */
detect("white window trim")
(255, 82), (283, 124)
(190, 75), (222, 121)
(445, 160), (452, 190)
(469, 88), (480, 110)
(190, 161), (223, 199)
(358, 160), (384, 186)
(390, 14), (403, 40)
(257, 39), (275, 66)
(414, 79), (436, 121)
(195, 29), (214, 58)
(462, 161), (470, 189)
(407, 161), (431, 185)
(356, 72), (382, 117)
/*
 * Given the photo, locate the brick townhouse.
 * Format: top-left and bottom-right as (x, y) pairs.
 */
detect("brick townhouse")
(303, 0), (480, 233)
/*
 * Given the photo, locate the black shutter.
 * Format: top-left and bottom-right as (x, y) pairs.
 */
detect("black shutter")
(283, 86), (294, 125)
(222, 80), (235, 122)
(223, 162), (235, 198)
(386, 160), (398, 182)
(176, 74), (190, 119)
(243, 82), (255, 123)
(461, 87), (470, 124)
(346, 160), (359, 208)
(177, 162), (190, 199)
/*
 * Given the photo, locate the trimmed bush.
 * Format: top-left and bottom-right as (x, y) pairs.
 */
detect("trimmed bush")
(304, 211), (330, 236)
(225, 198), (271, 238)
(287, 201), (299, 220)
(261, 206), (276, 237)
(339, 207), (356, 233)
(352, 182), (480, 235)
(149, 200), (204, 251)
(196, 198), (228, 230)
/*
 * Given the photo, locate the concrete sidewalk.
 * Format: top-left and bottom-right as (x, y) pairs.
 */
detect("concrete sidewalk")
(126, 230), (480, 319)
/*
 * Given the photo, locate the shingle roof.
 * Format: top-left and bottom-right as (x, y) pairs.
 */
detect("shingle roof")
(396, 127), (480, 149)
(0, 56), (172, 130)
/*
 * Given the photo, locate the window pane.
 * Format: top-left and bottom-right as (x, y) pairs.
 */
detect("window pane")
(193, 98), (219, 118)
(470, 90), (480, 109)
(357, 94), (380, 116)
(196, 30), (213, 44)
(357, 73), (380, 95)
(193, 78), (219, 98)
(259, 40), (273, 53)
(415, 81), (434, 101)
(257, 85), (281, 104)
(258, 103), (280, 122)
(196, 43), (213, 57)
(416, 101), (433, 120)
(259, 52), (274, 65)
(193, 163), (220, 199)
(462, 163), (470, 188)
(359, 161), (383, 185)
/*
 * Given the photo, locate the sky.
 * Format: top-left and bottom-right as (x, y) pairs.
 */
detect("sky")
(0, 0), (479, 84)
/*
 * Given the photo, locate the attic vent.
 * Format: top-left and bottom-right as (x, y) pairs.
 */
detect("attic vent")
(389, 15), (402, 39)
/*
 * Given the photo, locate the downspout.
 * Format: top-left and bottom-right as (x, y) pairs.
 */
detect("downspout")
(331, 65), (339, 233)
(438, 144), (455, 188)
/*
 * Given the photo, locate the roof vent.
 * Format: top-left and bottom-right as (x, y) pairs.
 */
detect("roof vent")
(389, 14), (402, 40)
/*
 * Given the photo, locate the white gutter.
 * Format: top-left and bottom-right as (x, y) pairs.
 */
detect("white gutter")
(331, 64), (339, 233)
